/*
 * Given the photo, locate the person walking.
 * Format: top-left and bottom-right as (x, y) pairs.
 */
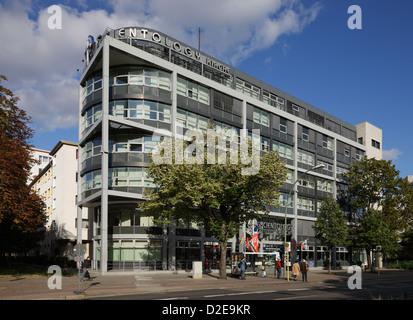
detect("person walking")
(275, 258), (282, 279)
(300, 259), (308, 282)
(261, 258), (267, 278)
(239, 257), (247, 280)
(80, 256), (92, 281)
(292, 260), (300, 281)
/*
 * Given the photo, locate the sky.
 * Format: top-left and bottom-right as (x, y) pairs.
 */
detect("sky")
(0, 0), (412, 178)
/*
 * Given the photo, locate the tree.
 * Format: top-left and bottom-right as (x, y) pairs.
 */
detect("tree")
(0, 75), (45, 255)
(140, 126), (287, 279)
(397, 226), (413, 260)
(343, 156), (413, 267)
(313, 197), (349, 273)
(356, 209), (398, 267)
(344, 156), (413, 230)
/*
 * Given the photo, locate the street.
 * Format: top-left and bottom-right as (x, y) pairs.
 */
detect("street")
(92, 270), (413, 300)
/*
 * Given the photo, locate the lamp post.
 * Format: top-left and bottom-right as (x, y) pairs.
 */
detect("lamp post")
(284, 164), (324, 282)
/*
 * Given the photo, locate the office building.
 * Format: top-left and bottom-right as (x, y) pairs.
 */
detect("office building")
(79, 27), (379, 272)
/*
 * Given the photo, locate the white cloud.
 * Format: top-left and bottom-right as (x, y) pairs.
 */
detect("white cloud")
(0, 0), (321, 132)
(382, 148), (403, 161)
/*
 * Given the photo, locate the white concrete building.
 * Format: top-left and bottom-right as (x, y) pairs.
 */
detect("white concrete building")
(30, 141), (90, 258)
(29, 148), (52, 183)
(355, 122), (383, 160)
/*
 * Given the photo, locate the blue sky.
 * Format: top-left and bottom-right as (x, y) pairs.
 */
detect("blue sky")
(0, 0), (411, 178)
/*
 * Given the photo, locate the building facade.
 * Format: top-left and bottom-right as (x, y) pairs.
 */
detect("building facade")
(355, 122), (382, 160)
(29, 148), (52, 183)
(30, 141), (90, 258)
(79, 27), (378, 273)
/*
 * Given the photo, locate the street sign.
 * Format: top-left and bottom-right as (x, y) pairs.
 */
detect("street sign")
(73, 243), (86, 295)
(285, 242), (291, 252)
(74, 243), (86, 256)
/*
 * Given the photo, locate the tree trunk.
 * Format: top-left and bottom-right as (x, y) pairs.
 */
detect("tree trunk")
(366, 248), (372, 269)
(328, 247), (332, 274)
(219, 240), (227, 280)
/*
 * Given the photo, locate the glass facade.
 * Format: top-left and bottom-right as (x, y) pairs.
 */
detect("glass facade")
(79, 27), (368, 272)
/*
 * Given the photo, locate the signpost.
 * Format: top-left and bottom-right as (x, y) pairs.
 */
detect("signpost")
(73, 243), (86, 294)
(285, 242), (291, 282)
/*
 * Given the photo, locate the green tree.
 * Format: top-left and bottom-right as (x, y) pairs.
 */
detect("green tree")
(140, 126), (287, 279)
(0, 75), (45, 255)
(313, 197), (349, 273)
(397, 226), (413, 260)
(344, 156), (413, 230)
(343, 156), (413, 267)
(356, 209), (398, 266)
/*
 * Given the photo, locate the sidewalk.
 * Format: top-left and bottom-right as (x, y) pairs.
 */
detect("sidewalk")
(0, 268), (388, 300)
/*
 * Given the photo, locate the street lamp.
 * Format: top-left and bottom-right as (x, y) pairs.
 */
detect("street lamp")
(284, 163), (324, 282)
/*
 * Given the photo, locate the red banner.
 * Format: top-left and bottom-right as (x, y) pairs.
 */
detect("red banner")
(246, 234), (259, 252)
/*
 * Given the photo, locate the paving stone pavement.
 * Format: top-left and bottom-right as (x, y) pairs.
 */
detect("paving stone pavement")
(0, 268), (397, 300)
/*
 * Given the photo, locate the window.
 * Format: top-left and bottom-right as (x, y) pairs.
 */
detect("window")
(109, 100), (171, 123)
(336, 166), (348, 176)
(272, 141), (293, 160)
(317, 178), (333, 193)
(253, 107), (269, 127)
(286, 170), (294, 184)
(109, 133), (160, 154)
(177, 77), (209, 104)
(108, 167), (155, 188)
(298, 176), (315, 189)
(263, 91), (285, 110)
(371, 139), (381, 149)
(279, 118), (287, 133)
(278, 193), (293, 208)
(261, 136), (269, 153)
(236, 79), (260, 100)
(82, 104), (102, 131)
(214, 121), (241, 137)
(82, 138), (102, 161)
(81, 170), (102, 192)
(355, 149), (363, 161)
(297, 149), (315, 166)
(322, 135), (333, 150)
(110, 69), (171, 91)
(176, 108), (209, 131)
(83, 75), (102, 102)
(344, 148), (350, 157)
(317, 160), (333, 174)
(302, 127), (309, 141)
(297, 197), (314, 211)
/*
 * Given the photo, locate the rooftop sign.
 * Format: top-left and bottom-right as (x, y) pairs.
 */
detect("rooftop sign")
(115, 27), (231, 75)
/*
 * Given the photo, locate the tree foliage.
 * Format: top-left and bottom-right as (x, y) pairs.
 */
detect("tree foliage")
(343, 156), (413, 264)
(0, 75), (45, 255)
(344, 156), (413, 230)
(140, 126), (287, 279)
(313, 197), (349, 273)
(397, 226), (413, 260)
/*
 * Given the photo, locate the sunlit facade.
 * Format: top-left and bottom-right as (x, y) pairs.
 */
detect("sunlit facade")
(78, 27), (377, 273)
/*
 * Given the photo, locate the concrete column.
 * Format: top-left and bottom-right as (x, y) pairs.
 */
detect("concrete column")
(100, 38), (110, 274)
(76, 83), (83, 265)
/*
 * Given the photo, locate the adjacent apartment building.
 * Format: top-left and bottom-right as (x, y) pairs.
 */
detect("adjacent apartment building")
(78, 27), (382, 273)
(30, 141), (90, 258)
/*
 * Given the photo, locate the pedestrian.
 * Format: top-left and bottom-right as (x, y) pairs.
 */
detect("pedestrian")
(300, 259), (308, 282)
(239, 257), (247, 280)
(261, 258), (266, 278)
(292, 260), (300, 281)
(80, 256), (92, 281)
(275, 258), (282, 279)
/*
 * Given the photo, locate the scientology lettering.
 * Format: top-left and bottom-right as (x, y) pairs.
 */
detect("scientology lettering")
(115, 27), (231, 75)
